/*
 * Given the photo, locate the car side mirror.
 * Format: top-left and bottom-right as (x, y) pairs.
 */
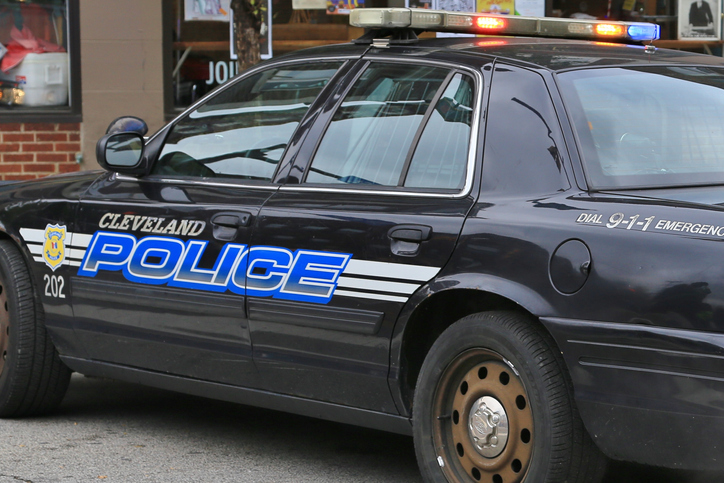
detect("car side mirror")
(96, 132), (148, 176)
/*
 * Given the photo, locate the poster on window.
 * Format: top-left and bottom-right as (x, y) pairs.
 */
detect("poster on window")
(186, 0), (232, 21)
(678, 0), (721, 40)
(326, 0), (364, 15)
(230, 1), (272, 61)
(514, 0), (545, 16)
(477, 0), (514, 14)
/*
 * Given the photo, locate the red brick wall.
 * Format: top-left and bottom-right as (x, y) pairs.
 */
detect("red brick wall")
(0, 123), (82, 181)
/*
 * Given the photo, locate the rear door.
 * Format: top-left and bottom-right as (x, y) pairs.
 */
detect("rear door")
(71, 59), (348, 387)
(247, 55), (483, 411)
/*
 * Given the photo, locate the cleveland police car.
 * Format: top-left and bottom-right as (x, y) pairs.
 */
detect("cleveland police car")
(1, 9), (723, 482)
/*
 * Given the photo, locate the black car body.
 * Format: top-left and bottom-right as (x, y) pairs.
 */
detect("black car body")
(1, 11), (723, 482)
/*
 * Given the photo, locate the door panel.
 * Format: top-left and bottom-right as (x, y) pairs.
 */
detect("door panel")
(247, 60), (482, 411)
(72, 177), (273, 387)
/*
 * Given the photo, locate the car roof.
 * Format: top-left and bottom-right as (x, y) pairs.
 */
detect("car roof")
(279, 36), (724, 72)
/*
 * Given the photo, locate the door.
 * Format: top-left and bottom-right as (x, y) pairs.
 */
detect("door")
(71, 60), (346, 387)
(247, 58), (482, 411)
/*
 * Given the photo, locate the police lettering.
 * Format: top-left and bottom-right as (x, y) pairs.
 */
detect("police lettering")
(77, 232), (351, 304)
(98, 213), (206, 236)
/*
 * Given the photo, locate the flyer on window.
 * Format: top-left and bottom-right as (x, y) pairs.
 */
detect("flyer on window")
(186, 0), (232, 21)
(326, 0), (364, 15)
(514, 0), (545, 16)
(477, 0), (514, 14)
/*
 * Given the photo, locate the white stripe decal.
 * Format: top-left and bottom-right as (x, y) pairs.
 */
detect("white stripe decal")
(334, 289), (408, 303)
(19, 228), (45, 243)
(20, 229), (92, 249)
(28, 244), (43, 255)
(67, 248), (86, 260)
(343, 259), (439, 282)
(337, 276), (420, 295)
(69, 233), (92, 248)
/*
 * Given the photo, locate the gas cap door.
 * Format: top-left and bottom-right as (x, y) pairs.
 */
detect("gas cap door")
(550, 239), (592, 294)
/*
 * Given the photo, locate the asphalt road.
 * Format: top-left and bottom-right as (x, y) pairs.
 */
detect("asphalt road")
(0, 374), (719, 483)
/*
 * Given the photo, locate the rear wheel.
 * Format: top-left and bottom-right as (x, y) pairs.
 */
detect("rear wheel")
(413, 311), (606, 483)
(0, 240), (71, 417)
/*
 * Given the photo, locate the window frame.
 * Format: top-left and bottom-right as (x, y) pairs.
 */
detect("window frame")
(0, 0), (82, 123)
(144, 56), (354, 187)
(294, 58), (483, 199)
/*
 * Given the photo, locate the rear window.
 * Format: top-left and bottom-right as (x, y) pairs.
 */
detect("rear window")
(558, 66), (724, 189)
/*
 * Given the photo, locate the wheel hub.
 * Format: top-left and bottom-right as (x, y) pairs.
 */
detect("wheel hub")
(468, 396), (509, 458)
(432, 351), (534, 483)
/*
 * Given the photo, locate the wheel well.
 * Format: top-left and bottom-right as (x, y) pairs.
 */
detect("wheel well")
(399, 289), (531, 412)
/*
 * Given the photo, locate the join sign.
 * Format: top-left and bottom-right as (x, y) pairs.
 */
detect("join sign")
(77, 231), (351, 304)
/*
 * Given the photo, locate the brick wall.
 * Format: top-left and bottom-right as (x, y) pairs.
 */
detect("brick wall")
(0, 123), (82, 181)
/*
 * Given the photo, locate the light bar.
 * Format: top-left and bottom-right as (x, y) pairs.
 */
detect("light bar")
(350, 8), (660, 42)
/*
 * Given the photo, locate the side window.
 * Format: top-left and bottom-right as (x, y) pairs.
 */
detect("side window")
(306, 63), (451, 186)
(153, 62), (343, 180)
(405, 73), (474, 190)
(481, 65), (570, 196)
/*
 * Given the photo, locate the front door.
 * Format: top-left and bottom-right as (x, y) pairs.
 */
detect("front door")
(71, 60), (347, 387)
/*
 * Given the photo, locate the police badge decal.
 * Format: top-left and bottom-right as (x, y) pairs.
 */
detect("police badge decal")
(43, 224), (67, 272)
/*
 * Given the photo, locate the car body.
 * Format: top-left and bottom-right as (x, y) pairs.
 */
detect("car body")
(1, 10), (724, 482)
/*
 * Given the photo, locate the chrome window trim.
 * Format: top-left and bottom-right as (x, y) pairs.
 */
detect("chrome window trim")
(114, 173), (280, 190)
(286, 56), (483, 200)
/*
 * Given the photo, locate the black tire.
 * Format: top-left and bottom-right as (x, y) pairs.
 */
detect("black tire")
(413, 311), (607, 483)
(0, 240), (71, 417)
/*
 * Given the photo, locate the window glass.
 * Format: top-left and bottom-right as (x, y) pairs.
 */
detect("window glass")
(482, 65), (569, 196)
(153, 62), (342, 180)
(559, 66), (724, 189)
(0, 1), (72, 110)
(405, 73), (474, 190)
(307, 63), (450, 186)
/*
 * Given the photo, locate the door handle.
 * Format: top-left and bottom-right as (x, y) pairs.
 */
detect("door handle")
(211, 212), (251, 241)
(388, 224), (432, 243)
(211, 212), (251, 228)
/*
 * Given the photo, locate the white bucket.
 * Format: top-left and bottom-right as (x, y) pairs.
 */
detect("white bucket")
(0, 52), (69, 107)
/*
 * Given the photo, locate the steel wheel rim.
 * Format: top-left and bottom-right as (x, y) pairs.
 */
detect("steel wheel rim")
(0, 276), (7, 375)
(432, 349), (534, 483)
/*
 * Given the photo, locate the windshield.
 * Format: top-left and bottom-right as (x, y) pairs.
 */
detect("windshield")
(558, 66), (724, 189)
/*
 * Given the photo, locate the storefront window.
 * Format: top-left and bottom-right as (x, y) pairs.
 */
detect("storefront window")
(165, 0), (360, 116)
(168, 0), (273, 112)
(0, 0), (79, 119)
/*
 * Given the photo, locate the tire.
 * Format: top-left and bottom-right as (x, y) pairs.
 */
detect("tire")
(0, 240), (71, 417)
(413, 311), (607, 483)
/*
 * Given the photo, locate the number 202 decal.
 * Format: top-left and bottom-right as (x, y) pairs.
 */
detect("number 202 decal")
(43, 274), (65, 299)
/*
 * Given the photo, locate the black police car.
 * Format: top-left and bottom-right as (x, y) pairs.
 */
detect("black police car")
(0, 9), (722, 482)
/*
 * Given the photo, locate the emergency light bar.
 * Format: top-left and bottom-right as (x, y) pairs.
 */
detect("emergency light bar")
(350, 8), (660, 42)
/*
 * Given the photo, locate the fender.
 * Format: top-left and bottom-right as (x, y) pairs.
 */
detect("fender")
(388, 271), (555, 415)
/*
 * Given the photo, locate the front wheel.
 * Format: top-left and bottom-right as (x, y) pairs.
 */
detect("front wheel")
(0, 240), (71, 417)
(413, 311), (606, 483)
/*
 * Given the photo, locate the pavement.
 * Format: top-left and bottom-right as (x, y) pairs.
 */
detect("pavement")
(0, 373), (720, 482)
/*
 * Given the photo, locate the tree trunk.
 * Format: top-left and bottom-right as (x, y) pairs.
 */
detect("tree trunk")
(231, 0), (263, 72)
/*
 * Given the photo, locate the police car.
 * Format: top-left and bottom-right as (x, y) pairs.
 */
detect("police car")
(1, 9), (723, 482)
